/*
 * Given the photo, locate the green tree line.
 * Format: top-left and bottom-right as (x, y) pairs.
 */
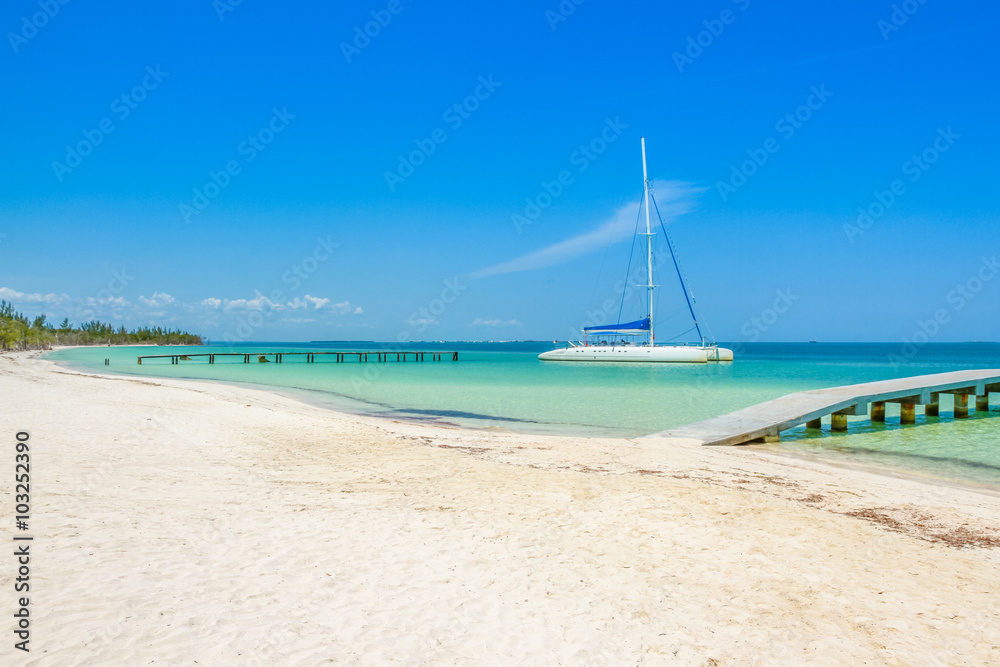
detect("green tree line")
(0, 300), (203, 350)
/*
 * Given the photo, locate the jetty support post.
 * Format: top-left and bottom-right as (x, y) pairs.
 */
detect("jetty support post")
(831, 412), (848, 431)
(900, 402), (916, 424)
(763, 427), (780, 443)
(924, 393), (939, 416)
(805, 418), (822, 429)
(830, 401), (867, 431)
(976, 394), (990, 412)
(954, 394), (970, 418)
(871, 401), (886, 422)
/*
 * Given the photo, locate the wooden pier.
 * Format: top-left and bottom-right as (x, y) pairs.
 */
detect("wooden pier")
(137, 351), (459, 365)
(654, 369), (1000, 446)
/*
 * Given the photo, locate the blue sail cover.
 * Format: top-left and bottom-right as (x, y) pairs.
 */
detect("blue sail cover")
(583, 317), (650, 336)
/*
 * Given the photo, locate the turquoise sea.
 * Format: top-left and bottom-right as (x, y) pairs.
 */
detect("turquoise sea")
(46, 342), (1000, 490)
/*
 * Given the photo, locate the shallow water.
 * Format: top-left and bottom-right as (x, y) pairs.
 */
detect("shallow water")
(46, 342), (1000, 489)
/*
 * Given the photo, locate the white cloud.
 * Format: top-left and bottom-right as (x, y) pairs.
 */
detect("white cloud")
(2, 284), (362, 330)
(288, 295), (329, 310)
(0, 287), (70, 305)
(286, 296), (361, 314)
(197, 293), (362, 319)
(83, 295), (130, 308)
(223, 291), (283, 312)
(138, 292), (175, 307)
(471, 180), (703, 279)
(471, 318), (522, 327)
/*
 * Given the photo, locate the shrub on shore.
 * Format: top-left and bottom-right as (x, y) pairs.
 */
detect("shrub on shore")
(0, 300), (203, 350)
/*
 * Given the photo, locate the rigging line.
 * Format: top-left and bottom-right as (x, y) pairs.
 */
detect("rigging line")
(666, 325), (698, 342)
(659, 305), (688, 322)
(700, 304), (719, 347)
(615, 192), (644, 330)
(650, 193), (705, 344)
(651, 252), (688, 331)
(589, 192), (629, 305)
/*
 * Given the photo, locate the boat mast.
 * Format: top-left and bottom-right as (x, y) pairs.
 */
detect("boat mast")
(641, 137), (656, 347)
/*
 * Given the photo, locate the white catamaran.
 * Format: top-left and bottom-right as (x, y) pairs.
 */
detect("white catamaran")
(539, 138), (734, 363)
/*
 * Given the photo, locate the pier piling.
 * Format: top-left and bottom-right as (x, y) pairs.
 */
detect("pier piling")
(900, 403), (916, 424)
(137, 349), (459, 367)
(954, 394), (969, 418)
(831, 413), (848, 431)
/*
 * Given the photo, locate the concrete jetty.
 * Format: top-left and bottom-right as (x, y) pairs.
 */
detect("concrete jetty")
(656, 369), (1000, 446)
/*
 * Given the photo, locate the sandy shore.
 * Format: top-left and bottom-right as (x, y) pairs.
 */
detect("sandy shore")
(2, 352), (999, 665)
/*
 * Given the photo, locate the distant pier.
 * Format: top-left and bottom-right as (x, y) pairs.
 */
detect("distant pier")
(138, 351), (459, 365)
(656, 369), (1000, 445)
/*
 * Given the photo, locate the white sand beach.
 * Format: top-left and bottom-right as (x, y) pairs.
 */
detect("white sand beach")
(2, 351), (1000, 665)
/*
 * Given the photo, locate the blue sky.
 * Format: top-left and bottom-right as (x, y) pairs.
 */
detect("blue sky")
(1, 0), (998, 343)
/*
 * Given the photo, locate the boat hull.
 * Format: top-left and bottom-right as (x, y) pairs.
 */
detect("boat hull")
(538, 345), (733, 363)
